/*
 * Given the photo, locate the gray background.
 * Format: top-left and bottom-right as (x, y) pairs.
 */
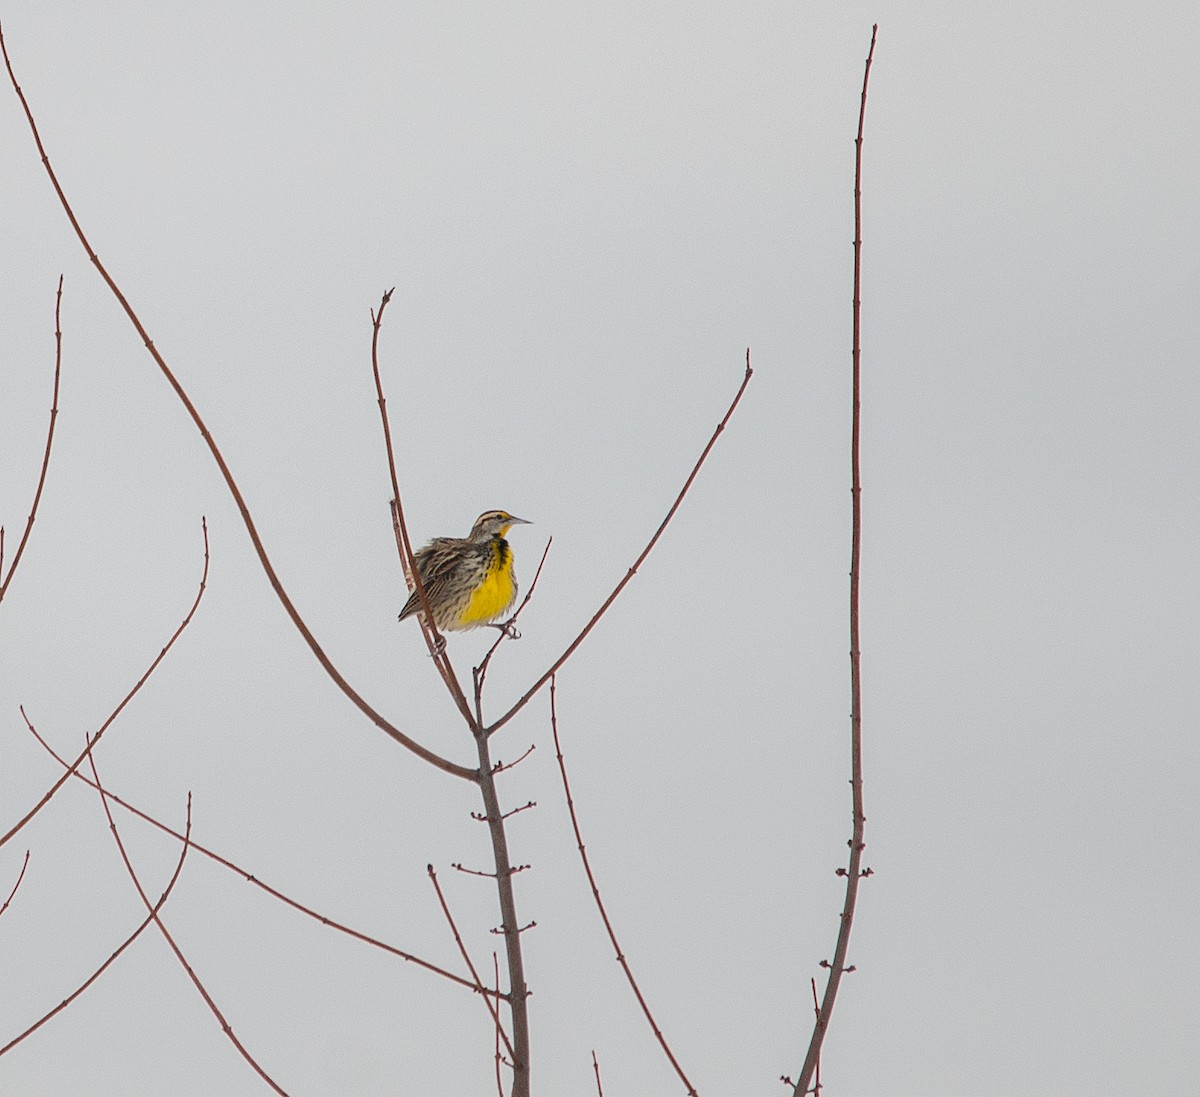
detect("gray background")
(2, 3), (1198, 1095)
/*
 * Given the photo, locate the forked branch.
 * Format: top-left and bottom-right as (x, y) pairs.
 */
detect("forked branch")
(0, 26), (473, 782)
(87, 748), (289, 1096)
(0, 517), (210, 852)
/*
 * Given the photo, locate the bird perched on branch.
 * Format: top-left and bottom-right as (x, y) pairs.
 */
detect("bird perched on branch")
(398, 510), (531, 636)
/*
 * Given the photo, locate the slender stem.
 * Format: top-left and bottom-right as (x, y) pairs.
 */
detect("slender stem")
(426, 864), (517, 1063)
(551, 678), (697, 1095)
(0, 27), (473, 781)
(0, 517), (209, 852)
(474, 730), (531, 1097)
(793, 24), (876, 1096)
(487, 354), (752, 737)
(0, 273), (63, 605)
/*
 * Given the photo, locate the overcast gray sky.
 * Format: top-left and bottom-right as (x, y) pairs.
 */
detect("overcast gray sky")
(2, 3), (1198, 1095)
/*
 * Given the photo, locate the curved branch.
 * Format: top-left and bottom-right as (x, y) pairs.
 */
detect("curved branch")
(87, 748), (289, 1096)
(372, 291), (477, 730)
(0, 27), (474, 783)
(550, 677), (697, 1096)
(0, 850), (30, 920)
(427, 864), (516, 1064)
(0, 274), (63, 605)
(487, 354), (752, 737)
(0, 797), (190, 1058)
(0, 517), (210, 852)
(22, 714), (490, 997)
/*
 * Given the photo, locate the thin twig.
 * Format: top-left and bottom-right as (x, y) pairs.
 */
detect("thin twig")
(0, 517), (210, 852)
(550, 677), (698, 1096)
(474, 537), (553, 727)
(426, 864), (516, 1063)
(372, 291), (479, 727)
(793, 24), (877, 1097)
(0, 27), (473, 781)
(0, 274), (63, 605)
(493, 953), (506, 1097)
(87, 746), (289, 1095)
(21, 714), (487, 995)
(592, 1049), (605, 1097)
(0, 851), (31, 919)
(0, 810), (190, 1058)
(487, 353), (752, 737)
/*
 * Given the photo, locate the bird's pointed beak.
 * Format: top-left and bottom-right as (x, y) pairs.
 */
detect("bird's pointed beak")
(508, 516), (531, 525)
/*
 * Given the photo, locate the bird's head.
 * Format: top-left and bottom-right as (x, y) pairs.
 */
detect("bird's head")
(469, 510), (530, 540)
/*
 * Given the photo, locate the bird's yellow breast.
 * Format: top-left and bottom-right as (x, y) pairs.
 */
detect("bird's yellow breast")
(460, 540), (516, 627)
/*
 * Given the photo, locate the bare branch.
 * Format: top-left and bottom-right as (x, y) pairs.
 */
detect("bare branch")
(592, 1049), (605, 1097)
(487, 355), (752, 737)
(0, 803), (190, 1058)
(493, 953), (506, 1097)
(1, 517), (210, 851)
(474, 537), (553, 725)
(792, 24), (877, 1096)
(0, 28), (473, 781)
(550, 677), (698, 1095)
(87, 746), (289, 1095)
(21, 715), (485, 995)
(426, 864), (516, 1064)
(0, 850), (31, 920)
(371, 290), (484, 731)
(0, 274), (63, 605)
(472, 730), (532, 1097)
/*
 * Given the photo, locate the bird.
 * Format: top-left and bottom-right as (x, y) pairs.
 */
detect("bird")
(398, 510), (531, 636)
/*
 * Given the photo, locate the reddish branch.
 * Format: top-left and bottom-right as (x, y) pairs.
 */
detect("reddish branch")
(0, 517), (210, 851)
(0, 26), (473, 782)
(551, 677), (698, 1096)
(22, 714), (488, 996)
(487, 351), (753, 737)
(792, 25), (877, 1097)
(0, 805), (191, 1058)
(87, 747), (289, 1095)
(0, 274), (63, 605)
(427, 863), (517, 1064)
(0, 851), (30, 920)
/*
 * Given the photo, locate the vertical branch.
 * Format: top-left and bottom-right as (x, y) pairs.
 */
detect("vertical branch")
(473, 730), (531, 1097)
(793, 24), (877, 1097)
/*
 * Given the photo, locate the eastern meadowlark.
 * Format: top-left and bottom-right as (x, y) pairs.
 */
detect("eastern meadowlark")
(398, 510), (531, 635)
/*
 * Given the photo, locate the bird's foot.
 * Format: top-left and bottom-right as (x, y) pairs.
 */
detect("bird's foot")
(489, 619), (521, 641)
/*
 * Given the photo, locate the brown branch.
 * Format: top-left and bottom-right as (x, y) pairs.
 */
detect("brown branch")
(21, 714), (487, 996)
(0, 803), (191, 1058)
(0, 27), (474, 782)
(491, 744), (536, 776)
(472, 729), (532, 1097)
(493, 953), (506, 1097)
(0, 517), (210, 852)
(0, 850), (30, 920)
(474, 538), (553, 728)
(373, 292), (476, 730)
(426, 864), (516, 1064)
(86, 745), (289, 1096)
(487, 353), (752, 737)
(792, 24), (877, 1097)
(550, 677), (698, 1096)
(0, 274), (63, 605)
(592, 1049), (605, 1097)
